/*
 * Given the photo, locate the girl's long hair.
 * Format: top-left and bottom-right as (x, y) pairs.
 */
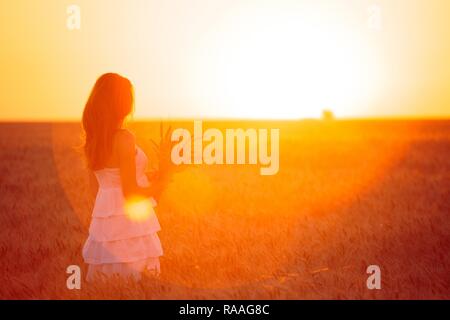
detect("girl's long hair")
(82, 73), (134, 170)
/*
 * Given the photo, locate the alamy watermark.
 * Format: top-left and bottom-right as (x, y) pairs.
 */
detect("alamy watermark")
(367, 4), (382, 32)
(66, 263), (382, 290)
(66, 265), (81, 289)
(66, 4), (81, 30)
(366, 265), (382, 290)
(170, 120), (280, 176)
(66, 4), (383, 33)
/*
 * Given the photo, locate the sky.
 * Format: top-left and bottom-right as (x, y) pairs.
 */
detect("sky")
(0, 0), (449, 120)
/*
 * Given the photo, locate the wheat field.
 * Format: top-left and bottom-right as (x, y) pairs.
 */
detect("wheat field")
(0, 120), (449, 299)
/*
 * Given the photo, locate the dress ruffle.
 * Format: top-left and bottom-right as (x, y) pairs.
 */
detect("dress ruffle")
(86, 257), (161, 282)
(83, 233), (163, 264)
(88, 214), (161, 241)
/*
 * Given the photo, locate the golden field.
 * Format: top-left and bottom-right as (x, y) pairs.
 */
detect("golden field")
(0, 120), (449, 299)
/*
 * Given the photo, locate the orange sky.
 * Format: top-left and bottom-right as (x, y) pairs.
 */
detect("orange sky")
(0, 0), (449, 120)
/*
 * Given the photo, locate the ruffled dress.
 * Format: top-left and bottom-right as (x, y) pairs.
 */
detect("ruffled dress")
(82, 147), (163, 281)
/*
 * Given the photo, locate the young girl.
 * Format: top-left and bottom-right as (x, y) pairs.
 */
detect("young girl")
(81, 73), (171, 281)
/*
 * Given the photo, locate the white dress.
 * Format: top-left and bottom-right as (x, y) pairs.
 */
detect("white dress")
(82, 146), (163, 281)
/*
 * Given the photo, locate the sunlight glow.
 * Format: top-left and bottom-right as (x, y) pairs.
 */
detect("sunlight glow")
(3, 1), (450, 120)
(124, 196), (154, 221)
(191, 6), (382, 119)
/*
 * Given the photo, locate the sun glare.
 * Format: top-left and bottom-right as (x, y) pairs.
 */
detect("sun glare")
(192, 6), (381, 119)
(124, 196), (154, 221)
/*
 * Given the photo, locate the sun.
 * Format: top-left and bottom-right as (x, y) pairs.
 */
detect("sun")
(191, 6), (381, 119)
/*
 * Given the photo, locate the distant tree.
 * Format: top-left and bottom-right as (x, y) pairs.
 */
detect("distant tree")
(322, 109), (335, 121)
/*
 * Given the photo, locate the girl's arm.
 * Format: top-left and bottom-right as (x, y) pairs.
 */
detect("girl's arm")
(116, 130), (168, 200)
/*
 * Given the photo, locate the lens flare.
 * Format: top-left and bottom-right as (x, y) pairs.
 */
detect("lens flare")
(124, 196), (154, 221)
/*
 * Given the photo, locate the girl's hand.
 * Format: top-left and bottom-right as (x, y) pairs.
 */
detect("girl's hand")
(149, 122), (187, 180)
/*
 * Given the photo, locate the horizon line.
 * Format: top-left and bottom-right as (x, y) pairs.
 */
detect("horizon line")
(1, 115), (450, 123)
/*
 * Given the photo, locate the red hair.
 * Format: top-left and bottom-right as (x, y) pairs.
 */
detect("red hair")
(82, 73), (134, 170)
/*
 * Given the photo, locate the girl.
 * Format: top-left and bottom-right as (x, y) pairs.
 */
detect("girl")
(81, 73), (171, 281)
